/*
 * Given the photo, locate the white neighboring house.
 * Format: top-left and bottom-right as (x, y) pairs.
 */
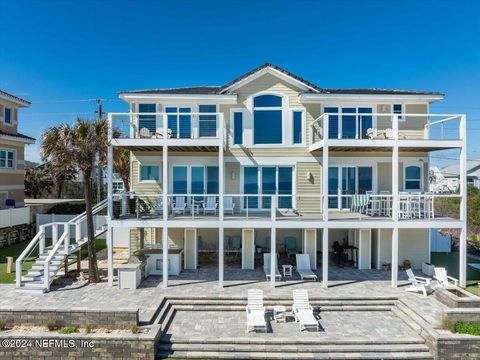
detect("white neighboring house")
(429, 166), (459, 193)
(441, 161), (480, 190)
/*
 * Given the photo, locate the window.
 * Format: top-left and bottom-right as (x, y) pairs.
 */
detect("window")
(393, 104), (404, 121)
(166, 107), (191, 138)
(358, 167), (373, 194)
(405, 165), (421, 190)
(172, 166), (188, 193)
(253, 94), (283, 144)
(206, 166), (219, 194)
(292, 111), (302, 144)
(325, 107), (339, 140)
(233, 112), (243, 145)
(138, 104), (156, 133)
(139, 165), (159, 181)
(4, 108), (11, 124)
(199, 105), (217, 137)
(0, 150), (14, 168)
(324, 107), (373, 139)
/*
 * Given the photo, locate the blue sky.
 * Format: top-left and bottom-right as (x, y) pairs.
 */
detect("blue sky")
(1, 0), (479, 164)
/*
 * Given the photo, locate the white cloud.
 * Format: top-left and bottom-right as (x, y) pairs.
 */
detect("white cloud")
(24, 142), (42, 164)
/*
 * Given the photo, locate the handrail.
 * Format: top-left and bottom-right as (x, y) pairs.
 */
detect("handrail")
(43, 229), (69, 290)
(15, 228), (44, 287)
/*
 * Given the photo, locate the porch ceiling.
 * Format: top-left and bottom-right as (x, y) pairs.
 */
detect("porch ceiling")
(115, 145), (219, 152)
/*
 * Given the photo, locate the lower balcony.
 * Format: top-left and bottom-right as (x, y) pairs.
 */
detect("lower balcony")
(111, 193), (461, 223)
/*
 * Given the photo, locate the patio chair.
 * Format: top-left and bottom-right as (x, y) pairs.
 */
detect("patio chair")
(296, 254), (317, 281)
(154, 127), (173, 138)
(434, 267), (459, 288)
(154, 199), (163, 215)
(223, 196), (235, 215)
(365, 191), (381, 216)
(139, 127), (152, 138)
(263, 253), (282, 280)
(171, 196), (186, 215)
(292, 289), (319, 331)
(285, 236), (300, 258)
(231, 236), (241, 256)
(245, 289), (267, 333)
(405, 268), (432, 297)
(202, 196), (218, 215)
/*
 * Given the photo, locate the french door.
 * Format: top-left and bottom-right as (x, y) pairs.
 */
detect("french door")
(328, 166), (373, 209)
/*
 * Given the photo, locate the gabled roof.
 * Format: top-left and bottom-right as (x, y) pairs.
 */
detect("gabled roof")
(118, 63), (443, 97)
(0, 90), (31, 106)
(0, 129), (35, 143)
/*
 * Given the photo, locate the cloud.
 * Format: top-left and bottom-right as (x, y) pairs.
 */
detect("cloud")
(24, 142), (42, 164)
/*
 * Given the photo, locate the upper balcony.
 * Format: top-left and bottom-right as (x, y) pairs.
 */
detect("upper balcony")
(309, 113), (466, 152)
(108, 111), (224, 151)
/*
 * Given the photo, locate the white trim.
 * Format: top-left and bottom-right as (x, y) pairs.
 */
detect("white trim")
(119, 93), (237, 103)
(0, 134), (35, 144)
(291, 108), (306, 145)
(229, 108), (246, 146)
(0, 93), (30, 106)
(220, 66), (319, 94)
(403, 163), (423, 191)
(138, 163), (161, 183)
(300, 93), (444, 103)
(0, 184), (24, 190)
(0, 148), (16, 169)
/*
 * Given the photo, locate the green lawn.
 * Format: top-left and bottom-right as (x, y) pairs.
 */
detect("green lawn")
(0, 239), (106, 284)
(431, 252), (480, 296)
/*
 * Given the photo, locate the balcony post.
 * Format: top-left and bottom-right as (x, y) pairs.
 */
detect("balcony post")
(218, 226), (224, 289)
(322, 142), (329, 221)
(219, 115), (224, 221)
(162, 117), (169, 289)
(322, 227), (328, 288)
(270, 227), (276, 288)
(459, 114), (467, 287)
(391, 227), (398, 288)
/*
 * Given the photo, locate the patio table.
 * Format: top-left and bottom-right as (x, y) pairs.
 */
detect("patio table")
(273, 305), (286, 323)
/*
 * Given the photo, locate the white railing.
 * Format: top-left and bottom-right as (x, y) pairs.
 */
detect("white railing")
(0, 207), (30, 228)
(309, 113), (465, 144)
(15, 199), (107, 289)
(109, 112), (224, 140)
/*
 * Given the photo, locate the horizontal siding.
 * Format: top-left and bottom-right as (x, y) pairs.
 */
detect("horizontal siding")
(131, 159), (162, 193)
(296, 162), (322, 213)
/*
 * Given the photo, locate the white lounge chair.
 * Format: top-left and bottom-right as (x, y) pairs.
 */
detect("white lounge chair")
(202, 196), (218, 215)
(223, 196), (235, 215)
(171, 196), (186, 214)
(405, 268), (432, 296)
(296, 254), (317, 281)
(434, 267), (459, 288)
(292, 289), (319, 331)
(245, 289), (267, 333)
(139, 127), (152, 138)
(263, 253), (282, 280)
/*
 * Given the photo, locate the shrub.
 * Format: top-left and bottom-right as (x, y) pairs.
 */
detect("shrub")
(455, 321), (480, 336)
(0, 319), (7, 331)
(84, 323), (91, 334)
(59, 326), (79, 334)
(46, 318), (57, 331)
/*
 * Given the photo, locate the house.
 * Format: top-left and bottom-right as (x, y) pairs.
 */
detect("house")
(440, 161), (480, 190)
(0, 90), (35, 235)
(428, 165), (459, 192)
(15, 63), (468, 292)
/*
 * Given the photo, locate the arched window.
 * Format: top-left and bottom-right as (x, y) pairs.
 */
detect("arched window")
(253, 94), (283, 144)
(405, 166), (421, 190)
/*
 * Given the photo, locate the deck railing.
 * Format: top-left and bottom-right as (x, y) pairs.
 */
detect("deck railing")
(109, 112), (224, 140)
(309, 113), (465, 145)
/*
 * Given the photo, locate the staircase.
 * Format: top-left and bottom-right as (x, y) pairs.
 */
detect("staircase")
(15, 199), (108, 293)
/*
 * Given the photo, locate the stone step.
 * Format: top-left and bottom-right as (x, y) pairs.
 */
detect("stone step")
(156, 349), (433, 359)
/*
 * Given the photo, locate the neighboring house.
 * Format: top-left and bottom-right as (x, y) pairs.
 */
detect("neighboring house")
(441, 161), (480, 190)
(16, 63), (468, 292)
(429, 165), (459, 192)
(0, 90), (35, 239)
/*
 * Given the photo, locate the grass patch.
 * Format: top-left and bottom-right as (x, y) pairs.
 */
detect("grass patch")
(455, 321), (480, 336)
(58, 326), (79, 334)
(0, 238), (106, 284)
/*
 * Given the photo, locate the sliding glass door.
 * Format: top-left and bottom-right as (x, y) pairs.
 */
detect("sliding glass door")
(324, 107), (373, 139)
(328, 166), (373, 210)
(243, 166), (293, 210)
(172, 165), (218, 197)
(166, 107), (191, 138)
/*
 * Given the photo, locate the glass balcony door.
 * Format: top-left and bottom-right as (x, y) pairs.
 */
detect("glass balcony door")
(324, 107), (373, 139)
(166, 107), (192, 138)
(328, 166), (373, 210)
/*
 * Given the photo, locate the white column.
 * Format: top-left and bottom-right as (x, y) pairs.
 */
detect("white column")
(391, 227), (398, 288)
(162, 117), (169, 289)
(106, 116), (114, 287)
(322, 117), (329, 222)
(270, 227), (276, 287)
(459, 114), (467, 287)
(107, 226), (113, 286)
(219, 113), (225, 221)
(322, 228), (328, 288)
(219, 227), (224, 289)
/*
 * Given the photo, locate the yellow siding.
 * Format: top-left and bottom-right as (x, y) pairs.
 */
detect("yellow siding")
(296, 162), (322, 213)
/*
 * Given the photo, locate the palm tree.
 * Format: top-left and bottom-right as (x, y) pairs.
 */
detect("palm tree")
(42, 117), (108, 283)
(25, 165), (54, 199)
(113, 148), (130, 192)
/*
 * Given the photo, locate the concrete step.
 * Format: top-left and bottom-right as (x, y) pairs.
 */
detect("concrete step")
(166, 298), (397, 306)
(171, 304), (393, 312)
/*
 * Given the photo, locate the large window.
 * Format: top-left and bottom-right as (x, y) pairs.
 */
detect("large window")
(292, 111), (302, 144)
(324, 107), (373, 139)
(405, 165), (421, 190)
(139, 165), (159, 181)
(166, 107), (191, 138)
(243, 166), (293, 209)
(233, 112), (243, 145)
(0, 150), (14, 168)
(199, 105), (217, 137)
(172, 165), (218, 195)
(253, 94), (283, 144)
(138, 104), (156, 133)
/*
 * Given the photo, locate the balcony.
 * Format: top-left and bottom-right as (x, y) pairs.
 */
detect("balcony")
(110, 192), (461, 225)
(309, 113), (466, 152)
(108, 111), (224, 150)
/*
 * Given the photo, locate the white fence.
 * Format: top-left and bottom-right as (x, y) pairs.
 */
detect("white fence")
(0, 207), (30, 228)
(36, 214), (107, 239)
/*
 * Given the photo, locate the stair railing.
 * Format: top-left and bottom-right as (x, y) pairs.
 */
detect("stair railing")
(15, 224), (46, 287)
